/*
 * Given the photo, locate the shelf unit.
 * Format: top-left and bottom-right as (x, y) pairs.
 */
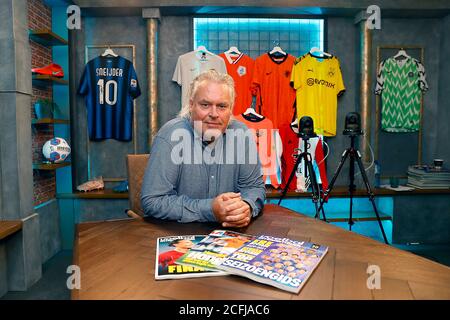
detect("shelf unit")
(30, 29), (70, 173)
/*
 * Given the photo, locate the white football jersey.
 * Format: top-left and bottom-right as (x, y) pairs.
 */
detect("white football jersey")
(172, 51), (227, 109)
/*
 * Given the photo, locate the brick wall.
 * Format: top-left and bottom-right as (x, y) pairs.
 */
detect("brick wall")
(33, 171), (57, 204)
(28, 0), (53, 114)
(28, 0), (52, 30)
(28, 0), (55, 206)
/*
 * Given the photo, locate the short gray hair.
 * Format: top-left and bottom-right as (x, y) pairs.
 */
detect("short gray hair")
(179, 69), (236, 118)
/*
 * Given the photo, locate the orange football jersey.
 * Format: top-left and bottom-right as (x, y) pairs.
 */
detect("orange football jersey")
(252, 53), (296, 129)
(219, 52), (255, 115)
(235, 114), (282, 189)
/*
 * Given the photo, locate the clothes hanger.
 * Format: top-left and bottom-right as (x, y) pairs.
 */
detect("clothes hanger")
(224, 46), (242, 63)
(269, 46), (287, 57)
(101, 46), (118, 57)
(269, 41), (287, 57)
(393, 48), (410, 60)
(225, 46), (241, 55)
(289, 118), (299, 134)
(196, 45), (213, 56)
(309, 47), (332, 58)
(290, 118), (299, 134)
(243, 107), (264, 119)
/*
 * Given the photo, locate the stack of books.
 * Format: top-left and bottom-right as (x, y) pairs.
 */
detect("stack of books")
(407, 165), (450, 189)
(155, 230), (328, 294)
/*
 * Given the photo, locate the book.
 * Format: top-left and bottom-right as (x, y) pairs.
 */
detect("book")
(407, 165), (450, 189)
(408, 165), (450, 174)
(176, 230), (255, 271)
(217, 235), (328, 293)
(406, 183), (450, 189)
(155, 235), (227, 280)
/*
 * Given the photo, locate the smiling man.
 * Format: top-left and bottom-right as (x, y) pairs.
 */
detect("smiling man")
(141, 70), (265, 227)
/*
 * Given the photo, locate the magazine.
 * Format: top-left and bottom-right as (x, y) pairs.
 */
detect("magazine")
(217, 235), (328, 293)
(176, 230), (255, 271)
(155, 235), (227, 280)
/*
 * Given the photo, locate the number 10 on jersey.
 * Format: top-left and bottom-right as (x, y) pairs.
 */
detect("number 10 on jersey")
(97, 79), (117, 106)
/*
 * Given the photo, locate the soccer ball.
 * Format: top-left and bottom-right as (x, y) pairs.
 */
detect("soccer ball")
(42, 137), (71, 163)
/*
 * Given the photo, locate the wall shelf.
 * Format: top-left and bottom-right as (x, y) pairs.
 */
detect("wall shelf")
(32, 118), (69, 125)
(320, 211), (392, 222)
(33, 162), (71, 170)
(32, 75), (68, 87)
(57, 189), (129, 199)
(266, 186), (450, 198)
(0, 220), (23, 240)
(29, 29), (68, 46)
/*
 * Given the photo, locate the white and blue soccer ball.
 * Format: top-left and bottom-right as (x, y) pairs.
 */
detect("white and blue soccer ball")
(42, 137), (71, 163)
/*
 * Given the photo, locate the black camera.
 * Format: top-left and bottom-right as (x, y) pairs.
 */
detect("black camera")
(343, 112), (363, 136)
(299, 116), (317, 138)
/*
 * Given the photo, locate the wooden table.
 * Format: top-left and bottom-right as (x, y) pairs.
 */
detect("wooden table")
(72, 204), (450, 300)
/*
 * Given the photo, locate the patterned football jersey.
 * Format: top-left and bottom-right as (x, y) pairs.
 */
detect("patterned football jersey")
(78, 55), (141, 141)
(290, 53), (345, 137)
(279, 123), (328, 193)
(375, 57), (428, 132)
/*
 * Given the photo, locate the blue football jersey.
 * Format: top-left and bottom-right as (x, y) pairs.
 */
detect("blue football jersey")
(78, 55), (141, 141)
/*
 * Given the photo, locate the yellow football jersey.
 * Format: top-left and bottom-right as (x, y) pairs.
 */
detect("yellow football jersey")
(291, 53), (345, 136)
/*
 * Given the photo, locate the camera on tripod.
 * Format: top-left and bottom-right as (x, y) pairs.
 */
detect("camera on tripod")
(313, 110), (389, 244)
(299, 116), (318, 139)
(343, 112), (363, 136)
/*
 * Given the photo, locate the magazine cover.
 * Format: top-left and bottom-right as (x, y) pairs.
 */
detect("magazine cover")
(217, 235), (328, 293)
(155, 235), (227, 280)
(176, 230), (255, 271)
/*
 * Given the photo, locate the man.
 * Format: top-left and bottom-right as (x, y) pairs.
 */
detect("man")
(141, 69), (265, 228)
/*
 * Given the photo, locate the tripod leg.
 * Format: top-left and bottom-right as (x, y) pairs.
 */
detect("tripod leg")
(305, 153), (324, 221)
(317, 149), (350, 214)
(355, 152), (389, 244)
(278, 150), (303, 205)
(348, 151), (356, 231)
(321, 206), (327, 221)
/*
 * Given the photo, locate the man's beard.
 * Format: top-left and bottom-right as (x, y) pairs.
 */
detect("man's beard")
(192, 119), (228, 144)
(202, 127), (222, 144)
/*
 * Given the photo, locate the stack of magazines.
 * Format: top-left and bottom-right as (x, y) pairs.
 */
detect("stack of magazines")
(155, 230), (328, 294)
(407, 165), (450, 189)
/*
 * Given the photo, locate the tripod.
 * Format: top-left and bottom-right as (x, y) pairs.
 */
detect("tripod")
(278, 134), (327, 222)
(316, 134), (389, 244)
